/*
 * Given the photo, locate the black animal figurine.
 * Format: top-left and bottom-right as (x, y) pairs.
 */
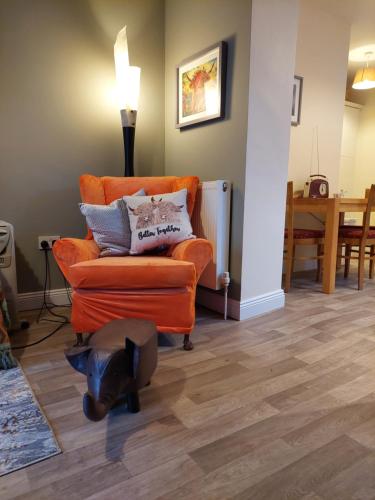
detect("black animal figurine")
(65, 318), (158, 421)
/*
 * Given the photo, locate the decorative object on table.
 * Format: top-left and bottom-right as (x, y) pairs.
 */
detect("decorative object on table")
(79, 188), (145, 257)
(65, 318), (158, 421)
(303, 126), (329, 198)
(0, 366), (61, 476)
(53, 174), (212, 351)
(176, 41), (227, 128)
(352, 51), (375, 90)
(291, 75), (303, 126)
(114, 26), (141, 177)
(303, 174), (329, 198)
(124, 188), (195, 255)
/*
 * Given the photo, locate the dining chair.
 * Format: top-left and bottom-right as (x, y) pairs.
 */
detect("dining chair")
(338, 184), (375, 290)
(283, 181), (325, 292)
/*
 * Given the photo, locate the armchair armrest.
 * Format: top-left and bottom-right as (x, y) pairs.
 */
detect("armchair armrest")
(170, 238), (213, 281)
(53, 238), (100, 282)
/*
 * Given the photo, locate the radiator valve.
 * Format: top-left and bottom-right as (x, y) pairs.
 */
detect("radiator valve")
(221, 272), (230, 320)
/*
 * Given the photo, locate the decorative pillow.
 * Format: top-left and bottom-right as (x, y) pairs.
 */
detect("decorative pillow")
(124, 189), (195, 255)
(79, 189), (145, 257)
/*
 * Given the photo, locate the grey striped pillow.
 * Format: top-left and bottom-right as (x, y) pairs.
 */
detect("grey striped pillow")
(79, 188), (145, 257)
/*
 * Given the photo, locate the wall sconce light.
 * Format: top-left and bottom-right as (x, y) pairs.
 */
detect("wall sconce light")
(114, 26), (141, 176)
(352, 51), (375, 90)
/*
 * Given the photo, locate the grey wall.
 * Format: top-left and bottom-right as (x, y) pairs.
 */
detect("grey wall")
(164, 0), (252, 299)
(0, 0), (165, 293)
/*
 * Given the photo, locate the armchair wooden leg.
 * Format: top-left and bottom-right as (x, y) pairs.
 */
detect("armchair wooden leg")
(370, 245), (375, 279)
(75, 333), (84, 346)
(183, 334), (194, 351)
(344, 244), (351, 278)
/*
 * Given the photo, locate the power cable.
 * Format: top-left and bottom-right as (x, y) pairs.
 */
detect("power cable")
(12, 248), (71, 350)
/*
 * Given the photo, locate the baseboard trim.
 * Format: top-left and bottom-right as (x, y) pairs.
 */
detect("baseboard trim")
(196, 287), (285, 321)
(17, 288), (71, 311)
(239, 289), (285, 320)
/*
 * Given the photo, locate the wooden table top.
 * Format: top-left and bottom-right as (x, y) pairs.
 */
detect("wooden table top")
(294, 197), (368, 213)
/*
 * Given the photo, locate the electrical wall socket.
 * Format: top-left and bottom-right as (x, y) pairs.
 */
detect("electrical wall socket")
(38, 235), (61, 250)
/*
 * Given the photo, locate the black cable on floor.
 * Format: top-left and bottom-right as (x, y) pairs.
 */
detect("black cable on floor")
(12, 249), (71, 350)
(12, 321), (67, 350)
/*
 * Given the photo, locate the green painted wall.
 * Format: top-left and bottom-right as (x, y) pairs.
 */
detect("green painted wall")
(164, 0), (252, 299)
(0, 0), (165, 293)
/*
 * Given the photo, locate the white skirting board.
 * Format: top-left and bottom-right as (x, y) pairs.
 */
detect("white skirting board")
(196, 286), (285, 321)
(17, 288), (71, 311)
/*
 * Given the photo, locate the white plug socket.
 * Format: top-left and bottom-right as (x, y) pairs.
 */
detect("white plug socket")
(38, 235), (61, 250)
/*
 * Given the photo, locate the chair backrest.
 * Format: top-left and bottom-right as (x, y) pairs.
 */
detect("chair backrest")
(79, 174), (199, 217)
(285, 181), (294, 239)
(362, 184), (375, 239)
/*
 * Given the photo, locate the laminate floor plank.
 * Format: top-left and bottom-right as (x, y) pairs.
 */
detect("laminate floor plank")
(233, 435), (370, 500)
(2, 270), (375, 499)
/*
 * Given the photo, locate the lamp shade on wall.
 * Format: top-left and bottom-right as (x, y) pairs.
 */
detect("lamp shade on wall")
(352, 66), (375, 90)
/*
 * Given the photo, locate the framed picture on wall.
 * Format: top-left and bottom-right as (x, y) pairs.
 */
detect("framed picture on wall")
(176, 41), (227, 129)
(291, 75), (303, 126)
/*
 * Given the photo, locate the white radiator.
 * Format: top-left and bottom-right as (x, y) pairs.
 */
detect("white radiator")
(191, 180), (231, 290)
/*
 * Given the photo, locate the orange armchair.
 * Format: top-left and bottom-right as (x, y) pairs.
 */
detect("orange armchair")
(53, 175), (212, 350)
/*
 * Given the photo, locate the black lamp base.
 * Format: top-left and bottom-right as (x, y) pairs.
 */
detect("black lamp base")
(122, 126), (135, 177)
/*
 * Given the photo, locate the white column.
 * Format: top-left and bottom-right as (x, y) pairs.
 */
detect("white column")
(240, 0), (299, 319)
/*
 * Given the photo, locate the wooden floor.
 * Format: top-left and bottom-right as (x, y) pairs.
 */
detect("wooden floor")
(3, 271), (375, 499)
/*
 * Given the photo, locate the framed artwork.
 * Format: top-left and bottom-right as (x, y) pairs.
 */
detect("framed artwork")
(291, 75), (303, 126)
(176, 41), (227, 128)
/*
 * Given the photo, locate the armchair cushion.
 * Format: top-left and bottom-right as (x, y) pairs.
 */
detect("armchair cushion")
(68, 256), (196, 290)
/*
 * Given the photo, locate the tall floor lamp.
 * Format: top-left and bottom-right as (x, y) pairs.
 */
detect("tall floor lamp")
(114, 26), (141, 177)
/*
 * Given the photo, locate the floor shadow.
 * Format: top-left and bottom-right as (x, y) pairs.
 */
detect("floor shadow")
(104, 338), (187, 462)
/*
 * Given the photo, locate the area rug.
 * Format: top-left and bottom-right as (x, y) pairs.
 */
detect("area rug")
(0, 366), (61, 476)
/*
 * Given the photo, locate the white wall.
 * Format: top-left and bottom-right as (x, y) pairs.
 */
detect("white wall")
(339, 102), (362, 197)
(289, 0), (350, 194)
(354, 93), (375, 198)
(340, 94), (375, 226)
(240, 0), (299, 316)
(287, 0), (351, 272)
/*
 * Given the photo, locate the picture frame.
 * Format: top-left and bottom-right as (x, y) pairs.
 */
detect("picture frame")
(176, 41), (227, 129)
(291, 75), (303, 126)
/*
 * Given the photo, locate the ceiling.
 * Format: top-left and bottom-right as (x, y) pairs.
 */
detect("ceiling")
(314, 0), (375, 103)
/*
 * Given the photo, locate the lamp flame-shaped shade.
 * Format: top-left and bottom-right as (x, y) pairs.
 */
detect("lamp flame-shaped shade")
(114, 26), (141, 110)
(352, 66), (375, 90)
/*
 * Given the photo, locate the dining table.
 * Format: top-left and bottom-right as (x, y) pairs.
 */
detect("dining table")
(293, 197), (370, 294)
